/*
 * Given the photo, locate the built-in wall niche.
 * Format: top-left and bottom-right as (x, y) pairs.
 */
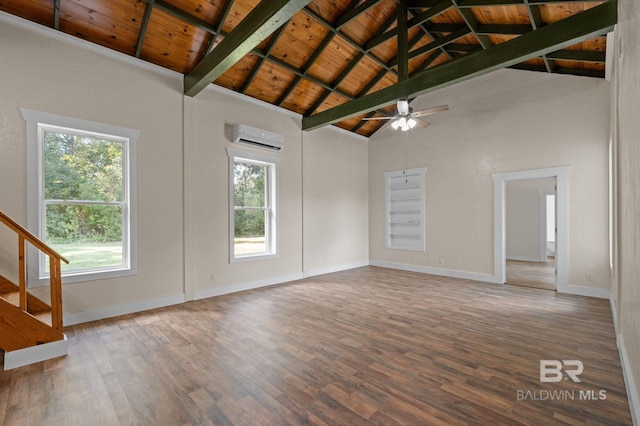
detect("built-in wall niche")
(384, 167), (426, 251)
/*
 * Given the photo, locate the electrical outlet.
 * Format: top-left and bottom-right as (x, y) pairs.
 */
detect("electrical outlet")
(586, 272), (592, 282)
(210, 273), (215, 281)
(438, 256), (445, 265)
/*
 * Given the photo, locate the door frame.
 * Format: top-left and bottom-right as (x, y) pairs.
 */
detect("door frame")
(492, 166), (570, 291)
(538, 189), (556, 262)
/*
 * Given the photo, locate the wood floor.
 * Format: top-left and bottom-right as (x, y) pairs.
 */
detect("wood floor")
(506, 258), (556, 291)
(0, 267), (631, 425)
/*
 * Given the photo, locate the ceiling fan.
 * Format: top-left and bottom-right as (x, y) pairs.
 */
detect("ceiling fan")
(363, 98), (449, 132)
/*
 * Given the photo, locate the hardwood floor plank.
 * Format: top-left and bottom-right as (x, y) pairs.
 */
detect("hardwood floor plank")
(0, 266), (632, 425)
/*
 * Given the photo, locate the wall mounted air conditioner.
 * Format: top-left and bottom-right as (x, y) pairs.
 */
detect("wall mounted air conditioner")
(232, 123), (284, 152)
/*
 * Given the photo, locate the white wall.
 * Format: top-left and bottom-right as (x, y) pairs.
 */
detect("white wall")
(506, 178), (554, 261)
(369, 68), (610, 291)
(0, 14), (369, 322)
(302, 127), (369, 276)
(611, 0), (640, 420)
(183, 88), (305, 300)
(0, 17), (185, 318)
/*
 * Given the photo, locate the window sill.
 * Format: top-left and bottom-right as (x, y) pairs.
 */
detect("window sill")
(230, 253), (279, 264)
(30, 266), (138, 287)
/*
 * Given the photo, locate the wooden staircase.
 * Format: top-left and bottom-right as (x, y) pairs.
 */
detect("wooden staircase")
(0, 210), (68, 357)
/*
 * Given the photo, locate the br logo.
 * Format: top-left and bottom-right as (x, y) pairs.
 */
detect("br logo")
(540, 360), (584, 382)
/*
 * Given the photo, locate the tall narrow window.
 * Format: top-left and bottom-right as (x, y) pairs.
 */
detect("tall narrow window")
(22, 109), (139, 284)
(227, 148), (279, 262)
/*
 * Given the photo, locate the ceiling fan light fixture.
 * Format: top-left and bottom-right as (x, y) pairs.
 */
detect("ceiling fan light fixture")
(391, 116), (417, 131)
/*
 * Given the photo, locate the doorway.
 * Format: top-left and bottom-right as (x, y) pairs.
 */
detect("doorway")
(504, 178), (556, 290)
(492, 166), (570, 292)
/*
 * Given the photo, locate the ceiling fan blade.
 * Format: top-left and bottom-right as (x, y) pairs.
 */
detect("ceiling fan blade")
(361, 116), (393, 121)
(414, 118), (431, 128)
(410, 105), (449, 118)
(376, 120), (395, 133)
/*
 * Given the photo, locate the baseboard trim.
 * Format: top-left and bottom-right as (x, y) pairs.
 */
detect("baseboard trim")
(370, 260), (501, 284)
(610, 296), (619, 334)
(305, 261), (370, 278)
(194, 273), (304, 300)
(64, 293), (186, 326)
(506, 255), (547, 262)
(558, 284), (610, 299)
(617, 335), (640, 425)
(4, 335), (68, 370)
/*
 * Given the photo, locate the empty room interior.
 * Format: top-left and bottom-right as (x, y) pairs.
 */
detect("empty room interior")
(0, 0), (639, 424)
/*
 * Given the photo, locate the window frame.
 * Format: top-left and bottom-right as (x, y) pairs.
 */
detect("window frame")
(226, 148), (280, 263)
(22, 108), (139, 286)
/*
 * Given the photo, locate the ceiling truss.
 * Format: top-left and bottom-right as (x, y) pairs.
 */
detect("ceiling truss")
(0, 0), (616, 137)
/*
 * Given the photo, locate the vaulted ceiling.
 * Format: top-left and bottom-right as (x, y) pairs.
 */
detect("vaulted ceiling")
(0, 0), (616, 137)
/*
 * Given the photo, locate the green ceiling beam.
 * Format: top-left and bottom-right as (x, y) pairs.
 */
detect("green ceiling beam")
(510, 63), (604, 78)
(239, 23), (290, 93)
(184, 0), (312, 97)
(398, 0), (409, 83)
(154, 0), (217, 33)
(461, 0), (594, 5)
(335, 0), (383, 29)
(546, 49), (606, 62)
(446, 43), (483, 53)
(135, 0), (155, 58)
(53, 0), (60, 30)
(365, 0), (453, 51)
(451, 0), (492, 49)
(476, 24), (532, 35)
(389, 26), (470, 66)
(302, 0), (617, 131)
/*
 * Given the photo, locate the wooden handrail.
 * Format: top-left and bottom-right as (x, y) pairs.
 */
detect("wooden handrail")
(0, 211), (69, 264)
(0, 210), (68, 332)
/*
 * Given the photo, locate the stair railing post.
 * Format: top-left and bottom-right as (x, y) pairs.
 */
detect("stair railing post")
(18, 235), (27, 311)
(49, 256), (63, 332)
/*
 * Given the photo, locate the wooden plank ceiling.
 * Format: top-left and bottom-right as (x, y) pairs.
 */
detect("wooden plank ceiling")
(0, 0), (615, 137)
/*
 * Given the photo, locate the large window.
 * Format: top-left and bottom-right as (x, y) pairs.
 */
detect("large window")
(22, 109), (139, 284)
(226, 148), (279, 262)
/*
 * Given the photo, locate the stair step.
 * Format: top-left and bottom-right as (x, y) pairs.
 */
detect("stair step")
(0, 290), (52, 326)
(32, 310), (52, 326)
(0, 291), (19, 305)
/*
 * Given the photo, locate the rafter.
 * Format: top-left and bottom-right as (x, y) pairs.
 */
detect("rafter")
(546, 50), (606, 62)
(153, 0), (217, 33)
(388, 26), (470, 66)
(200, 0), (235, 61)
(239, 23), (290, 93)
(53, 0), (60, 30)
(276, 0), (361, 107)
(335, 0), (384, 29)
(398, 0), (410, 83)
(523, 0), (553, 72)
(451, 0), (492, 49)
(365, 0), (454, 50)
(302, 0), (617, 131)
(454, 0), (596, 6)
(184, 0), (312, 97)
(275, 31), (335, 106)
(302, 6), (396, 76)
(135, 0), (155, 58)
